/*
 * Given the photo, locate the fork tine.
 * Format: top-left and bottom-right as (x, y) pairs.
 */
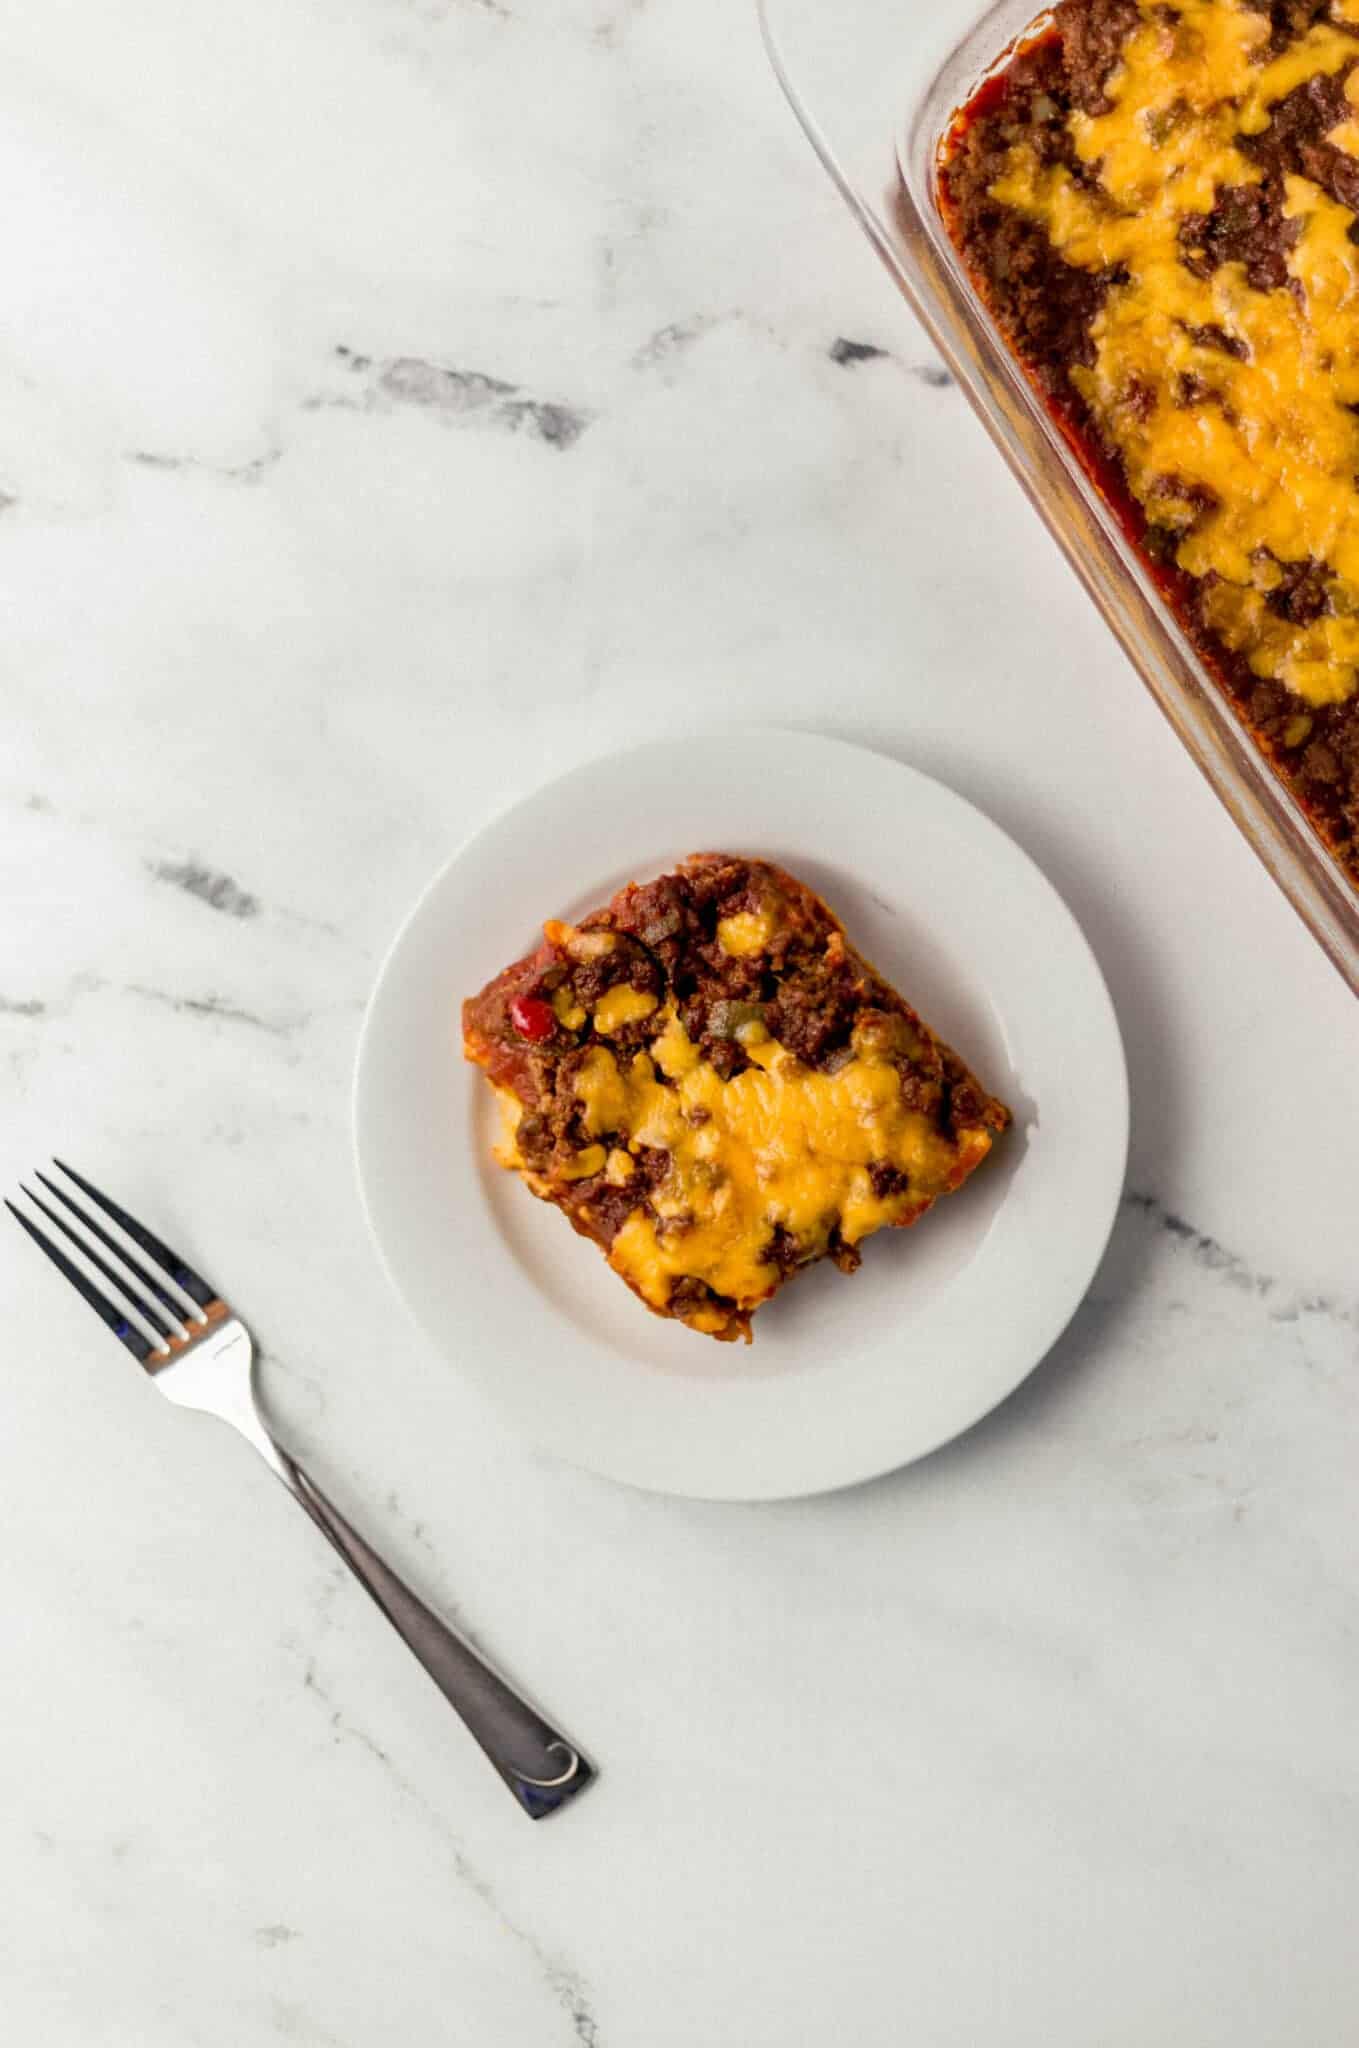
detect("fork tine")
(50, 1161), (221, 1312)
(23, 1184), (180, 1344)
(34, 1171), (194, 1328)
(6, 1199), (159, 1362)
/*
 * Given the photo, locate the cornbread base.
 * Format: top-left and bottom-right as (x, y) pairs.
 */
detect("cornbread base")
(940, 0), (1359, 887)
(462, 855), (1010, 1343)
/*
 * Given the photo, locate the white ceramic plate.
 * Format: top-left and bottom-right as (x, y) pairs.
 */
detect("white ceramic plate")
(354, 731), (1127, 1501)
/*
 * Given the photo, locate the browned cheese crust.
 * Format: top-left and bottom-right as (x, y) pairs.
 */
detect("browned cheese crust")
(941, 0), (1359, 887)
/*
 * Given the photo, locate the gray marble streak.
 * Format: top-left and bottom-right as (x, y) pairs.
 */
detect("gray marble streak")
(296, 1649), (602, 2045)
(829, 337), (954, 385)
(254, 1923), (302, 1950)
(0, 968), (322, 1045)
(313, 345), (593, 449)
(1125, 1188), (1358, 1329)
(127, 446), (283, 483)
(632, 316), (720, 366)
(829, 336), (889, 365)
(124, 985), (304, 1038)
(149, 858), (261, 919)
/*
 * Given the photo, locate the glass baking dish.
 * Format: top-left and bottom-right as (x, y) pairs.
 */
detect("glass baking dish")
(759, 0), (1359, 998)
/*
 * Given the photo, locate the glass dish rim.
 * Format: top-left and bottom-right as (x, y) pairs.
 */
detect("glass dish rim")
(758, 0), (1359, 1000)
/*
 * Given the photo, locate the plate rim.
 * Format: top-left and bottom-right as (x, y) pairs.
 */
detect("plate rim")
(352, 727), (1129, 1501)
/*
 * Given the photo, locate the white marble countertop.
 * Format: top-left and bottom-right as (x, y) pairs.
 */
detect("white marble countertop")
(3, 0), (1358, 2040)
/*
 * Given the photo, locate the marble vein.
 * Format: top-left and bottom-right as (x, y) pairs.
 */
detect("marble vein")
(297, 1651), (602, 2046)
(828, 336), (889, 366)
(379, 1489), (451, 1582)
(125, 986), (300, 1038)
(828, 339), (953, 387)
(313, 346), (593, 449)
(1123, 1189), (1358, 1329)
(126, 446), (282, 484)
(0, 972), (314, 1041)
(254, 1923), (302, 1949)
(149, 858), (261, 920)
(632, 317), (719, 367)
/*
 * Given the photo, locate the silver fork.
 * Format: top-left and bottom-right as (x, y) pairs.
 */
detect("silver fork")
(8, 1162), (594, 1819)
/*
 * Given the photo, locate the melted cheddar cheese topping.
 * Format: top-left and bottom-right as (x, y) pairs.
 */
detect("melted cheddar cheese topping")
(988, 0), (1359, 706)
(591, 984), (659, 1034)
(568, 1010), (988, 1313)
(716, 909), (773, 956)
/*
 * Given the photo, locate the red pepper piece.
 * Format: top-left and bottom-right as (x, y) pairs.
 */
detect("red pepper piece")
(509, 994), (556, 1042)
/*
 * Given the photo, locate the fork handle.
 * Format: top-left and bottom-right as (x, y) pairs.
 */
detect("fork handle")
(275, 1453), (594, 1818)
